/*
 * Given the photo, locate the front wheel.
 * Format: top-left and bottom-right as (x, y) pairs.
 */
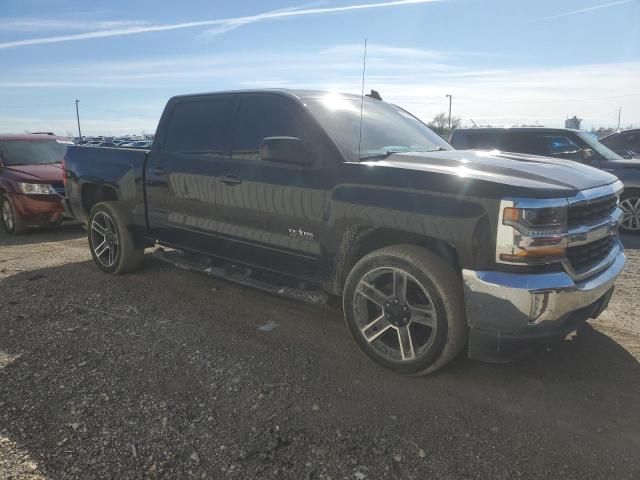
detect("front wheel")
(1, 193), (26, 235)
(619, 191), (640, 233)
(88, 202), (144, 274)
(343, 245), (468, 375)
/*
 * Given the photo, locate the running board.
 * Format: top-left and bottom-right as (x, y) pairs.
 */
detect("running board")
(152, 249), (328, 305)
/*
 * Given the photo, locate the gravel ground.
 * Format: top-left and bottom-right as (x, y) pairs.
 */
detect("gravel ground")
(1, 224), (639, 479)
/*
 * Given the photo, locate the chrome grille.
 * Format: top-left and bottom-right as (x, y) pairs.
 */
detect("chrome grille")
(567, 196), (617, 227)
(563, 183), (624, 280)
(566, 236), (616, 274)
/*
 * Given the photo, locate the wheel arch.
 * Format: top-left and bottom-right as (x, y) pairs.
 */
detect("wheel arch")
(81, 184), (119, 217)
(334, 226), (461, 294)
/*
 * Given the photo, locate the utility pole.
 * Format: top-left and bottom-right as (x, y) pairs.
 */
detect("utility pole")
(617, 106), (622, 131)
(445, 94), (452, 132)
(75, 99), (82, 140)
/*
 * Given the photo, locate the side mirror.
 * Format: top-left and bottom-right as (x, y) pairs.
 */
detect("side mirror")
(259, 137), (314, 166)
(581, 148), (595, 161)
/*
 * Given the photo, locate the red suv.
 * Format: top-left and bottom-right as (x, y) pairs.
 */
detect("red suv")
(0, 134), (71, 234)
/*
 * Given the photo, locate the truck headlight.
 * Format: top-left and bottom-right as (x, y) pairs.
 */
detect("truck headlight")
(17, 182), (57, 195)
(496, 199), (568, 265)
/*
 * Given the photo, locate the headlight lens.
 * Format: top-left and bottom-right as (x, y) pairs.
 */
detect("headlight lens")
(497, 200), (568, 265)
(503, 206), (567, 234)
(17, 182), (57, 195)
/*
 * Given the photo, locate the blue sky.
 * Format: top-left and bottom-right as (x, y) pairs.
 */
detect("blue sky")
(0, 0), (638, 135)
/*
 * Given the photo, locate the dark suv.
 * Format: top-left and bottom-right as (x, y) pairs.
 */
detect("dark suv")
(600, 129), (640, 159)
(450, 127), (640, 233)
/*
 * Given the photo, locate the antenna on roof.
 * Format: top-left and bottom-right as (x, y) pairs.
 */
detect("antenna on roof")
(365, 89), (382, 101)
(357, 38), (367, 162)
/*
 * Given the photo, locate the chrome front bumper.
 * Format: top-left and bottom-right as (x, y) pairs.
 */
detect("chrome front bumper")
(462, 246), (625, 333)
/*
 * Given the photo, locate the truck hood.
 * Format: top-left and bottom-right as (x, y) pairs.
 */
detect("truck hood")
(367, 150), (619, 196)
(600, 159), (640, 170)
(2, 163), (64, 182)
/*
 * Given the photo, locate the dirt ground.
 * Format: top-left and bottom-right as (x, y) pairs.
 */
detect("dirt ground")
(1, 224), (639, 479)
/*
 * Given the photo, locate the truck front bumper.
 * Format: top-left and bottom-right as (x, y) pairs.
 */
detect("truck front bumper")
(462, 249), (625, 362)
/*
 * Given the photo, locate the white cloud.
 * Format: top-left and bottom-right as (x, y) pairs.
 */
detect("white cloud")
(1, 45), (638, 133)
(532, 0), (635, 22)
(0, 18), (151, 32)
(0, 0), (443, 50)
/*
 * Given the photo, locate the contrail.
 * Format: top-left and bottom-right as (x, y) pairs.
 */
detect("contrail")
(0, 0), (442, 50)
(537, 0), (634, 21)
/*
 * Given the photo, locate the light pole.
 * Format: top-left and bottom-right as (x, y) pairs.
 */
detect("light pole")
(617, 106), (622, 131)
(445, 94), (452, 132)
(75, 99), (82, 140)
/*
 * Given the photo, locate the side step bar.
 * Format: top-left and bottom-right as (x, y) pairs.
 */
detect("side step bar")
(152, 249), (328, 305)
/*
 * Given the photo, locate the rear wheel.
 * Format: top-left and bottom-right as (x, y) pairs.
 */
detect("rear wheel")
(343, 245), (467, 375)
(620, 191), (640, 233)
(88, 202), (144, 274)
(1, 194), (26, 235)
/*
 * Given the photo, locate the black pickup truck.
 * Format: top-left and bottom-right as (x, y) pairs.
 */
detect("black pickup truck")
(63, 89), (625, 375)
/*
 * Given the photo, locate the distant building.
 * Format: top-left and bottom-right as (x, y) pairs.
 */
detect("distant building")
(565, 115), (582, 129)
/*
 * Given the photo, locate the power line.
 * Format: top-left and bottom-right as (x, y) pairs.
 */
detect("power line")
(81, 104), (158, 119)
(0, 102), (158, 119)
(458, 92), (640, 104)
(0, 103), (71, 109)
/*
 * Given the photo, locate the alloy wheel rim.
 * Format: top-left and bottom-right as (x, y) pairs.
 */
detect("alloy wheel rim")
(2, 201), (14, 231)
(90, 211), (119, 267)
(620, 197), (640, 231)
(354, 267), (437, 363)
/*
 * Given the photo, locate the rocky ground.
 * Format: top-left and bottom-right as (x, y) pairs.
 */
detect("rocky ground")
(0, 224), (639, 479)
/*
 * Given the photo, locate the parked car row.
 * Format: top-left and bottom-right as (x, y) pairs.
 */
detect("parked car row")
(76, 136), (153, 149)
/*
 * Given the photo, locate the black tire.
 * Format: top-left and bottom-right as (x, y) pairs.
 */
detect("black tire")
(619, 190), (640, 234)
(343, 245), (467, 375)
(88, 202), (144, 274)
(1, 193), (27, 235)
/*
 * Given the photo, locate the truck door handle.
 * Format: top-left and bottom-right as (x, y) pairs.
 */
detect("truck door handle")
(220, 175), (242, 186)
(152, 167), (167, 176)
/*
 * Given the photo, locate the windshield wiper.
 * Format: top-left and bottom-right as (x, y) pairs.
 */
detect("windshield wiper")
(359, 147), (448, 161)
(359, 150), (398, 161)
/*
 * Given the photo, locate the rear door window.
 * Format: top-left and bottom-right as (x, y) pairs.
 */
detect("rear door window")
(464, 132), (503, 150)
(232, 95), (304, 161)
(163, 99), (229, 154)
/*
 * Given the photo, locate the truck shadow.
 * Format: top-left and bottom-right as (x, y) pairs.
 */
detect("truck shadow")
(0, 258), (638, 477)
(0, 222), (85, 247)
(621, 233), (640, 249)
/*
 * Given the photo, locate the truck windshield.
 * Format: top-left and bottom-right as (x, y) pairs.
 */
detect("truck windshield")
(0, 140), (68, 165)
(303, 93), (451, 162)
(575, 132), (624, 161)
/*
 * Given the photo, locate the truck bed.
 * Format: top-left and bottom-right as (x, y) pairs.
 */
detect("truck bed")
(63, 145), (149, 228)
